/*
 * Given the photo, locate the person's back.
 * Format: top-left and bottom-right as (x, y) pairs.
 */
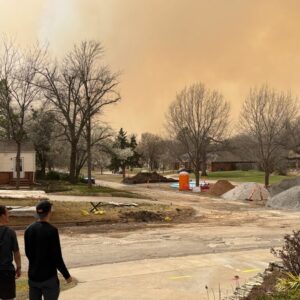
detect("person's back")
(0, 205), (21, 300)
(25, 221), (69, 282)
(25, 200), (72, 300)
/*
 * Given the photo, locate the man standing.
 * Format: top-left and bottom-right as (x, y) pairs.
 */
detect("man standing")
(25, 200), (72, 300)
(0, 205), (21, 300)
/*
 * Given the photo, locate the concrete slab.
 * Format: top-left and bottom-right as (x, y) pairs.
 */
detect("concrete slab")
(0, 190), (48, 200)
(60, 249), (273, 300)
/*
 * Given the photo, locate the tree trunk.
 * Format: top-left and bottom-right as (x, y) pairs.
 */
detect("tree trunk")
(122, 166), (126, 179)
(69, 143), (77, 183)
(201, 160), (208, 176)
(194, 167), (200, 187)
(264, 170), (270, 188)
(16, 142), (21, 190)
(40, 160), (46, 178)
(87, 115), (92, 188)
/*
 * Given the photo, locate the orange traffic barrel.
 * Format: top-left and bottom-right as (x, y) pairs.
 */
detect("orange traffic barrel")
(179, 171), (190, 191)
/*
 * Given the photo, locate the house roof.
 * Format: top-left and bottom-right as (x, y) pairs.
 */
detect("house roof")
(209, 151), (257, 163)
(0, 141), (35, 152)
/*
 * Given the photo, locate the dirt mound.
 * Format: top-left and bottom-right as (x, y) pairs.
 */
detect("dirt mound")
(123, 172), (178, 184)
(122, 210), (163, 222)
(209, 180), (234, 196)
(266, 186), (300, 210)
(269, 177), (300, 197)
(222, 182), (269, 201)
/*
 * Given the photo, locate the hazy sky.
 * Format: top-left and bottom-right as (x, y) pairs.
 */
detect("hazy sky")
(1, 0), (300, 136)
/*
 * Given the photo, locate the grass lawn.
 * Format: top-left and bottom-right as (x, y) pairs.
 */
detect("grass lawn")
(54, 184), (146, 199)
(36, 180), (146, 198)
(186, 170), (295, 185)
(16, 274), (77, 300)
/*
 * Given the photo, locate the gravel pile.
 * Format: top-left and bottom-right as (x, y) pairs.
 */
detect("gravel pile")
(222, 182), (269, 201)
(266, 186), (300, 210)
(209, 180), (234, 196)
(269, 177), (300, 197)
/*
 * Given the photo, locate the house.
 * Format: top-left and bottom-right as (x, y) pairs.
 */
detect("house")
(209, 151), (257, 172)
(173, 151), (258, 172)
(0, 141), (36, 185)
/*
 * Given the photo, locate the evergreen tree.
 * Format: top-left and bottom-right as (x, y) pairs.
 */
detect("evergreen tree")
(109, 128), (140, 178)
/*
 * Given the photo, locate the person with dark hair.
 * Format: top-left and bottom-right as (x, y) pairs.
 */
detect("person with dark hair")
(25, 200), (72, 300)
(0, 205), (21, 300)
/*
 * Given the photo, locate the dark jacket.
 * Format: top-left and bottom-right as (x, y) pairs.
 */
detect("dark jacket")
(25, 221), (70, 282)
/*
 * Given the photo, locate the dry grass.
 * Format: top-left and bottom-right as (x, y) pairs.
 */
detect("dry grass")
(0, 198), (195, 228)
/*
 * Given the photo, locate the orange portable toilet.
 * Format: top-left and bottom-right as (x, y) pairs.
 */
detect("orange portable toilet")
(179, 171), (190, 191)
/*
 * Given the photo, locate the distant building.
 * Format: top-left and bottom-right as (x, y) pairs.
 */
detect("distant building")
(0, 141), (36, 185)
(209, 151), (257, 172)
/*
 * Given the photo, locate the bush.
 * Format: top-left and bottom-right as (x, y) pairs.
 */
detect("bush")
(46, 171), (61, 180)
(271, 231), (300, 275)
(43, 171), (70, 181)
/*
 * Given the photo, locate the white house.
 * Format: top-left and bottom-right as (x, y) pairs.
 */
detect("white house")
(0, 141), (36, 185)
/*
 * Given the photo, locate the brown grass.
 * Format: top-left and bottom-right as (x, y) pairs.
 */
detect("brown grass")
(0, 199), (195, 229)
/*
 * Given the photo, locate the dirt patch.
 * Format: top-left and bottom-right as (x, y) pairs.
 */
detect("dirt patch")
(123, 172), (178, 184)
(122, 210), (163, 222)
(0, 198), (194, 229)
(208, 180), (235, 196)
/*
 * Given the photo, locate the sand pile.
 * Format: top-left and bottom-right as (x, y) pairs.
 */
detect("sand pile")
(209, 180), (234, 196)
(266, 186), (300, 210)
(269, 177), (300, 197)
(123, 172), (178, 184)
(222, 182), (269, 201)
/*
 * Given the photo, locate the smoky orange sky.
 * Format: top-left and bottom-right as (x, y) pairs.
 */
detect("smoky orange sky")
(1, 0), (300, 136)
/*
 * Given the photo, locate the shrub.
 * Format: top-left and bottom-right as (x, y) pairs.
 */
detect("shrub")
(276, 272), (300, 292)
(46, 171), (61, 180)
(271, 230), (300, 275)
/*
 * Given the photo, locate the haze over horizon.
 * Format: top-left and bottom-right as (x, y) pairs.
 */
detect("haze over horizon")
(1, 0), (300, 137)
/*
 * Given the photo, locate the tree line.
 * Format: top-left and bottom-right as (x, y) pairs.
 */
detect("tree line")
(0, 37), (299, 188)
(0, 38), (120, 188)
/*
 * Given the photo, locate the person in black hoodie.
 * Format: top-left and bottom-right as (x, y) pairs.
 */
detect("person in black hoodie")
(25, 200), (72, 300)
(0, 205), (21, 300)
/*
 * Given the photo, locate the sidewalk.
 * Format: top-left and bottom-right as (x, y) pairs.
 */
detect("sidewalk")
(60, 249), (273, 300)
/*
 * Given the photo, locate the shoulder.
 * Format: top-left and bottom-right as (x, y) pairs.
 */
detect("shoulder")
(2, 226), (17, 238)
(25, 222), (39, 232)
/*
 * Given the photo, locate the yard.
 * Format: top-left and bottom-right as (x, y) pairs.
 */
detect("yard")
(1, 199), (194, 228)
(95, 170), (294, 185)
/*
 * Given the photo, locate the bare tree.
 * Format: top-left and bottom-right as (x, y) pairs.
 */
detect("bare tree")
(286, 117), (300, 155)
(75, 123), (113, 179)
(137, 133), (164, 170)
(38, 57), (84, 183)
(240, 85), (299, 186)
(167, 83), (230, 186)
(66, 41), (120, 187)
(0, 39), (45, 188)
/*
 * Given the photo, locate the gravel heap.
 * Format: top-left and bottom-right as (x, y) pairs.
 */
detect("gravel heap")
(269, 176), (300, 197)
(123, 172), (178, 184)
(266, 186), (300, 210)
(222, 182), (269, 201)
(209, 180), (234, 196)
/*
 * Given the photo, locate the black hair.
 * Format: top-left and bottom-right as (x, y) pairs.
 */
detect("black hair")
(0, 205), (6, 216)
